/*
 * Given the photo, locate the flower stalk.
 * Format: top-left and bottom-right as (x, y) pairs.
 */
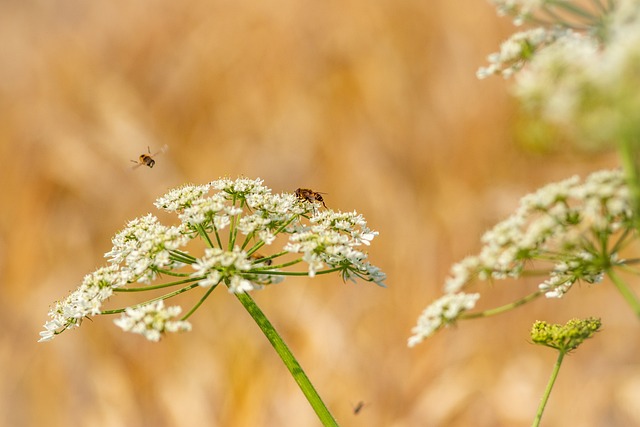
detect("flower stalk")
(235, 292), (339, 427)
(530, 318), (601, 426)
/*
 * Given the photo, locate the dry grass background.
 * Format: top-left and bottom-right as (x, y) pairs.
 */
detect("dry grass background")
(1, 0), (639, 426)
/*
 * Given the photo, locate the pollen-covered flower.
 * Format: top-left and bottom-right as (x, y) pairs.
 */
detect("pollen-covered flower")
(113, 300), (192, 342)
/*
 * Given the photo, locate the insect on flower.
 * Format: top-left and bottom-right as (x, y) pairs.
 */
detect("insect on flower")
(131, 145), (169, 169)
(249, 252), (272, 266)
(295, 188), (327, 209)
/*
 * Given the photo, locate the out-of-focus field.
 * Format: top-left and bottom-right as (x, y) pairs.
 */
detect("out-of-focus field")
(1, 1), (637, 426)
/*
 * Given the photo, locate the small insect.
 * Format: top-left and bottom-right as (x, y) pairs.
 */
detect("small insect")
(249, 253), (272, 266)
(295, 188), (327, 209)
(131, 145), (168, 169)
(352, 401), (367, 415)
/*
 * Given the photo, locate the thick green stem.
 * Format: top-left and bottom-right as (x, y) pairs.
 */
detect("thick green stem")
(533, 351), (565, 427)
(234, 292), (339, 427)
(619, 136), (640, 232)
(607, 268), (640, 318)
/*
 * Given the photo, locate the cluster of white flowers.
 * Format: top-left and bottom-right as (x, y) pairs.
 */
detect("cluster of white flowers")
(41, 177), (385, 342)
(38, 265), (131, 342)
(482, 0), (640, 148)
(408, 293), (481, 347)
(154, 183), (212, 212)
(477, 27), (568, 79)
(409, 169), (632, 344)
(285, 210), (385, 285)
(449, 169), (629, 295)
(489, 0), (547, 24)
(105, 214), (191, 284)
(191, 246), (282, 292)
(113, 300), (192, 342)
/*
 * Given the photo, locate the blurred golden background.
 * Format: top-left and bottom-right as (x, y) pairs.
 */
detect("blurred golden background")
(1, 0), (638, 426)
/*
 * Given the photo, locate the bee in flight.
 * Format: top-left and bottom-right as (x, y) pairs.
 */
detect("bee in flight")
(295, 188), (327, 209)
(131, 145), (168, 169)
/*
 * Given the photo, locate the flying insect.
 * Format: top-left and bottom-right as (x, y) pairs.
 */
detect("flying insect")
(131, 145), (168, 169)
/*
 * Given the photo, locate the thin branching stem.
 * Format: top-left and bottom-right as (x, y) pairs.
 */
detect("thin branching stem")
(532, 351), (565, 427)
(103, 283), (201, 314)
(462, 290), (544, 319)
(182, 283), (219, 320)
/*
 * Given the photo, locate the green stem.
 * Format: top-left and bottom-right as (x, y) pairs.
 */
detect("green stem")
(196, 223), (216, 249)
(606, 268), (640, 317)
(209, 214), (223, 248)
(102, 283), (201, 314)
(182, 283), (218, 320)
(234, 292), (339, 427)
(532, 351), (565, 427)
(170, 249), (198, 264)
(462, 290), (543, 320)
(249, 266), (345, 277)
(114, 277), (201, 292)
(619, 136), (640, 233)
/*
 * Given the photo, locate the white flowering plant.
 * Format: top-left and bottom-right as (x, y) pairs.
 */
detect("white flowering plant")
(409, 169), (638, 346)
(479, 0), (640, 217)
(412, 1), (640, 424)
(412, 0), (640, 345)
(40, 177), (385, 426)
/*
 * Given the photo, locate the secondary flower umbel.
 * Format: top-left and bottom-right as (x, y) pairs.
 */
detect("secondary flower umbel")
(40, 177), (386, 342)
(409, 169), (636, 345)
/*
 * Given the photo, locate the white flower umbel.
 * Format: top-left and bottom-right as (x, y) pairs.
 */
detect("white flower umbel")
(41, 177), (385, 342)
(477, 27), (568, 79)
(38, 265), (131, 342)
(154, 183), (212, 212)
(482, 0), (640, 150)
(105, 214), (191, 284)
(114, 300), (192, 342)
(410, 169), (636, 344)
(481, 0), (613, 80)
(191, 246), (276, 293)
(408, 292), (481, 346)
(446, 169), (631, 295)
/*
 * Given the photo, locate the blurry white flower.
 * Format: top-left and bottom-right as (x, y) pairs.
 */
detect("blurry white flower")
(408, 293), (481, 347)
